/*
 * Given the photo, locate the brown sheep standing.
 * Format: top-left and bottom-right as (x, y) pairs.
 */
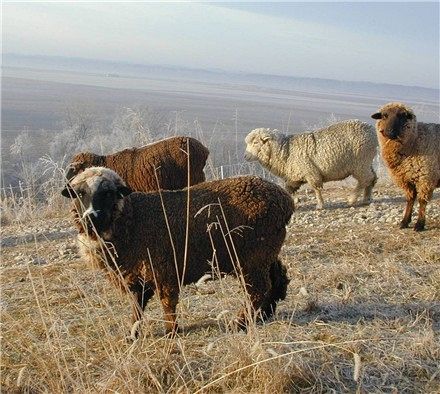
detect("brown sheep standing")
(66, 136), (209, 191)
(372, 102), (440, 231)
(62, 167), (293, 336)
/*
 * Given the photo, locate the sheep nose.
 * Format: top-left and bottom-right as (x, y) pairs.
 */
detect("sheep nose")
(244, 152), (252, 161)
(387, 129), (399, 139)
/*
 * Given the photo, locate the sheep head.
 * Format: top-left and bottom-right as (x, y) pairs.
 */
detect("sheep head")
(61, 167), (132, 236)
(66, 152), (105, 181)
(244, 128), (279, 164)
(371, 102), (417, 142)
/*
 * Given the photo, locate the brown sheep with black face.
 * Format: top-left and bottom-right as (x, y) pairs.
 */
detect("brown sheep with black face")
(62, 167), (293, 337)
(372, 102), (440, 231)
(66, 136), (209, 192)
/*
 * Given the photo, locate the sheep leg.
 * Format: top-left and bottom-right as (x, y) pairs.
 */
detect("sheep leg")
(159, 286), (179, 335)
(261, 259), (289, 320)
(285, 181), (303, 195)
(285, 181), (303, 205)
(348, 182), (363, 206)
(131, 286), (155, 323)
(400, 186), (417, 229)
(414, 199), (427, 231)
(350, 167), (377, 205)
(305, 168), (324, 209)
(130, 284), (155, 339)
(313, 187), (324, 210)
(236, 273), (271, 330)
(413, 185), (433, 231)
(363, 168), (377, 203)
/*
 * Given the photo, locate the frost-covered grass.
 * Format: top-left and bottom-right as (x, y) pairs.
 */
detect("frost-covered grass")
(1, 185), (439, 393)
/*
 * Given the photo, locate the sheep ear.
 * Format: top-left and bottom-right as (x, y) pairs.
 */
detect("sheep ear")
(371, 112), (382, 120)
(61, 184), (75, 198)
(65, 166), (77, 181)
(261, 135), (271, 143)
(117, 185), (132, 198)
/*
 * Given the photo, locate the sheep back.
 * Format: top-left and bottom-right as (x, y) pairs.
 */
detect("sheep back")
(68, 136), (209, 192)
(90, 176), (293, 286)
(287, 120), (377, 182)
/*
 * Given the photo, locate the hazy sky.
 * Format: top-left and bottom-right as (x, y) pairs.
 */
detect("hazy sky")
(3, 2), (439, 88)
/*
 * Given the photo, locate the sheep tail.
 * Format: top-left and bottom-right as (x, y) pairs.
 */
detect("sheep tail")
(269, 259), (289, 302)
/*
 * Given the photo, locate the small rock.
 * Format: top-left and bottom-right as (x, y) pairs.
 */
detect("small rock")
(30, 257), (47, 265)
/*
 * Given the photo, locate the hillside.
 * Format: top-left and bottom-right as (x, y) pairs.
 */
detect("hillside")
(4, 54), (439, 102)
(1, 183), (439, 392)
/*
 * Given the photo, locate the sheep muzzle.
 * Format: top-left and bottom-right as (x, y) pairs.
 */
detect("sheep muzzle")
(244, 151), (257, 162)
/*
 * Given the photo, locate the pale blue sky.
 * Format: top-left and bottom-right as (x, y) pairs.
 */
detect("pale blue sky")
(2, 2), (439, 88)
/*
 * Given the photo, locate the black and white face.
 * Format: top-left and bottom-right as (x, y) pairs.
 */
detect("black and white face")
(62, 170), (131, 235)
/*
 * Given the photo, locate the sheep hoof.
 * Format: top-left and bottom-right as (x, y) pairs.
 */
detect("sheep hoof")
(228, 318), (247, 332)
(414, 222), (425, 232)
(399, 221), (410, 229)
(164, 324), (180, 338)
(125, 334), (139, 343)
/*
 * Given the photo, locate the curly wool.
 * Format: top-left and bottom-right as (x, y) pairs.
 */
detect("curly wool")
(67, 136), (209, 191)
(245, 120), (377, 208)
(373, 102), (440, 230)
(70, 168), (293, 334)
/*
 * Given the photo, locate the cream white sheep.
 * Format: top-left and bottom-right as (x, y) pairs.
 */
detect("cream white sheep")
(245, 121), (378, 209)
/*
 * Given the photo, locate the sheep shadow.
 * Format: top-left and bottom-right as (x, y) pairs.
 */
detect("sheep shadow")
(278, 301), (440, 331)
(152, 299), (440, 336)
(178, 319), (223, 335)
(1, 229), (76, 248)
(296, 195), (408, 213)
(296, 193), (440, 213)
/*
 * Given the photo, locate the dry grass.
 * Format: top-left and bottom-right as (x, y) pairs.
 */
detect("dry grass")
(1, 185), (439, 393)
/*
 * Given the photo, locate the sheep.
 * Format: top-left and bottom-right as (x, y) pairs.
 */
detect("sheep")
(371, 102), (440, 231)
(244, 121), (378, 209)
(61, 167), (293, 336)
(66, 136), (209, 192)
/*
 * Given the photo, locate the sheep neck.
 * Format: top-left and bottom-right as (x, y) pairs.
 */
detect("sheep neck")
(263, 137), (290, 179)
(380, 133), (416, 170)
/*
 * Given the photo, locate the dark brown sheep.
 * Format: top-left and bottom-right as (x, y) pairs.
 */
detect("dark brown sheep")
(372, 102), (440, 231)
(66, 136), (209, 191)
(62, 167), (293, 336)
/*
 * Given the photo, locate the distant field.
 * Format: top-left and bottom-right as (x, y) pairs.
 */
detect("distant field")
(2, 67), (439, 185)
